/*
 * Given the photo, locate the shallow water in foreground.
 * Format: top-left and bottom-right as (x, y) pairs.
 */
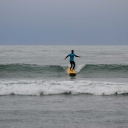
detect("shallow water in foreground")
(0, 95), (128, 128)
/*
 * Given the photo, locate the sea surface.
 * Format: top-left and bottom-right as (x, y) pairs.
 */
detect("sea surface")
(0, 45), (128, 128)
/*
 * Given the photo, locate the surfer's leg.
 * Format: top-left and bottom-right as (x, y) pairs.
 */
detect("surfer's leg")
(70, 61), (73, 70)
(73, 61), (75, 70)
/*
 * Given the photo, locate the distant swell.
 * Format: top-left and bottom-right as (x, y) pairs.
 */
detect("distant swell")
(0, 64), (128, 78)
(0, 80), (128, 96)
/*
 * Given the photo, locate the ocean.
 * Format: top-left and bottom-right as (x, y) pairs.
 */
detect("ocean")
(0, 45), (128, 128)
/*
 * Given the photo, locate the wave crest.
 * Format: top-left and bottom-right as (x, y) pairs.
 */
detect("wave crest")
(0, 64), (128, 78)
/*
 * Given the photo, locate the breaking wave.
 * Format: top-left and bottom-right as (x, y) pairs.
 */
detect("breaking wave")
(0, 80), (128, 96)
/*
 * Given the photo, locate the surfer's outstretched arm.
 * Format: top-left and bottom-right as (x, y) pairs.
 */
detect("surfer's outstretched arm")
(75, 55), (81, 58)
(65, 55), (69, 60)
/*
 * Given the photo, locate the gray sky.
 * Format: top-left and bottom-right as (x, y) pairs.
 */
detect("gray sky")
(0, 0), (128, 45)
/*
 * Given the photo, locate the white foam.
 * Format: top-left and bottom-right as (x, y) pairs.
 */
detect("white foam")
(62, 64), (85, 73)
(75, 64), (85, 73)
(0, 80), (128, 96)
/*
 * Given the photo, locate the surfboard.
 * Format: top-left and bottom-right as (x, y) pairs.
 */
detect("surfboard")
(67, 68), (76, 76)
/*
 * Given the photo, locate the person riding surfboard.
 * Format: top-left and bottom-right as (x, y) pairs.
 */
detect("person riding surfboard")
(65, 50), (80, 70)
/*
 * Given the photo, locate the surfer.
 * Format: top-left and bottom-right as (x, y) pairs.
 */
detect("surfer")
(65, 50), (80, 70)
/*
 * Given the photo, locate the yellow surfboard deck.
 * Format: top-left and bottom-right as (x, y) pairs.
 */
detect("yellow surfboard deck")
(67, 68), (76, 76)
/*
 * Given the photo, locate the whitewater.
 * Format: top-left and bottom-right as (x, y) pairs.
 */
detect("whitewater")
(0, 79), (128, 96)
